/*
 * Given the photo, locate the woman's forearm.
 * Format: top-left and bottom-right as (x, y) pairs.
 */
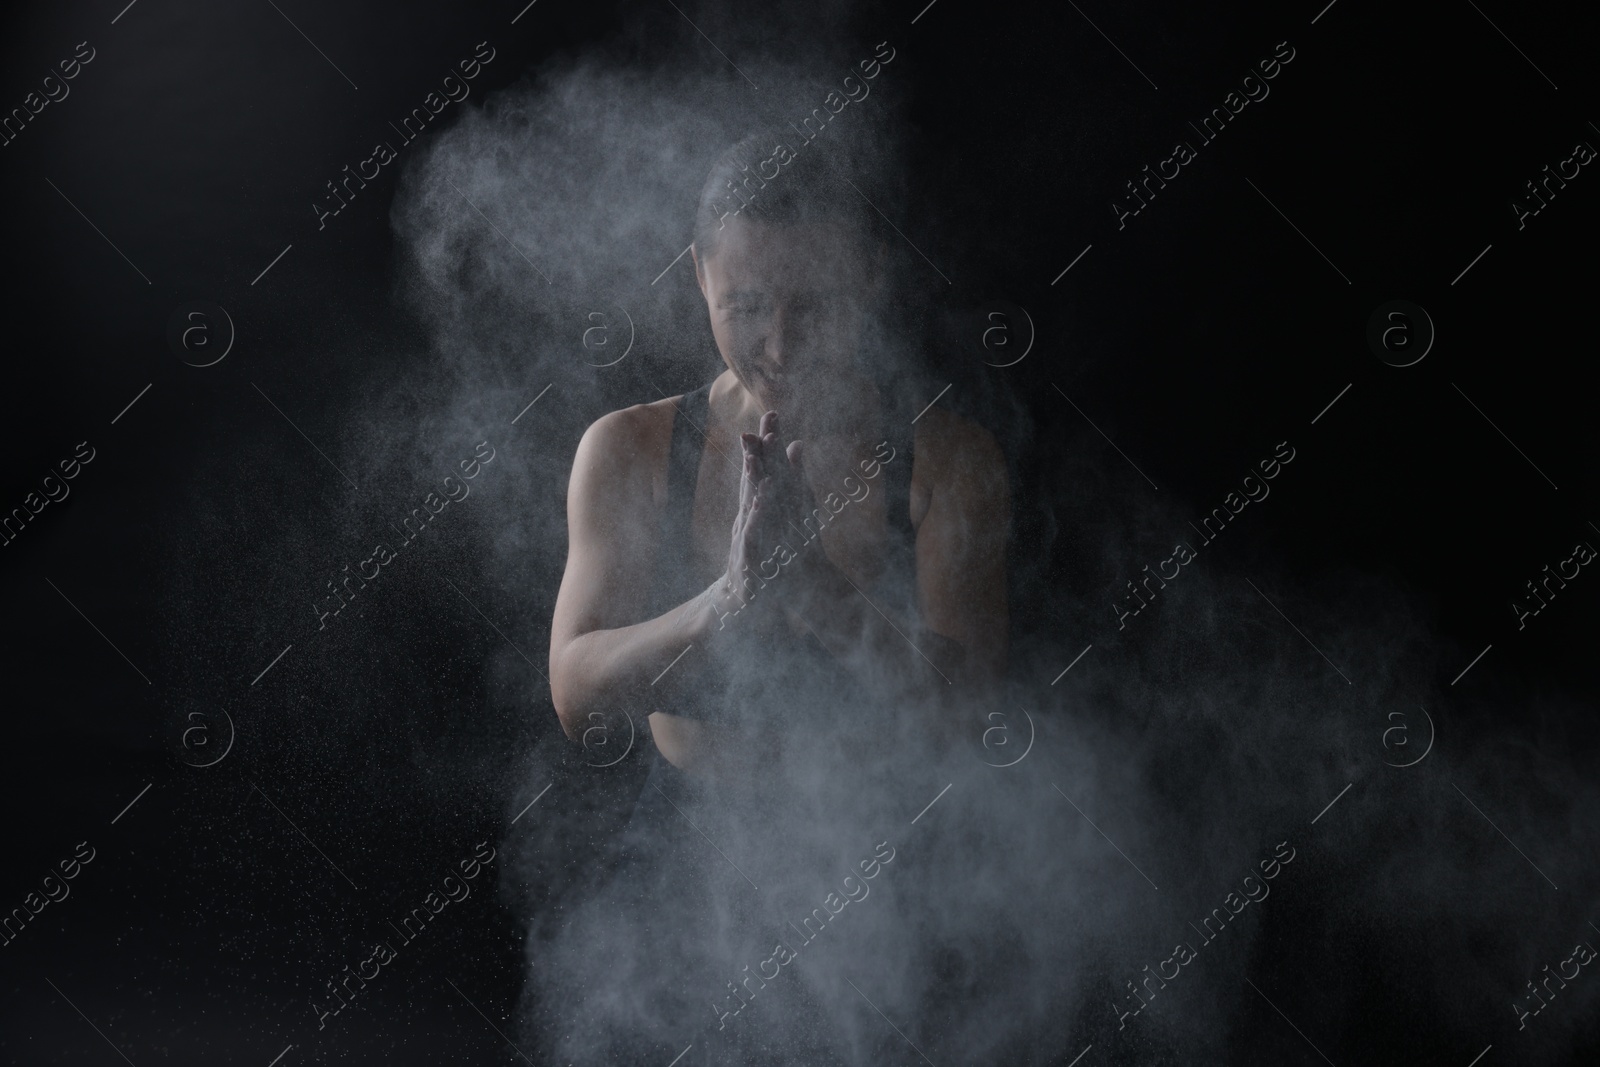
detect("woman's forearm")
(549, 580), (727, 738)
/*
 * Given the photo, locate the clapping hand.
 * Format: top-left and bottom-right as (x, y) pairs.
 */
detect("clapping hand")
(720, 410), (822, 631)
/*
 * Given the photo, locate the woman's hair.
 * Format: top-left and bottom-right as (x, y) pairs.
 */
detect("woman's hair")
(691, 131), (883, 257)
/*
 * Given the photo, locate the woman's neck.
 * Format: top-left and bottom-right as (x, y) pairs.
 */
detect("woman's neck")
(709, 369), (766, 430)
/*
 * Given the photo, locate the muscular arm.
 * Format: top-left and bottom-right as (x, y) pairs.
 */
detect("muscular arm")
(548, 408), (715, 738)
(911, 412), (1010, 684)
(548, 405), (769, 776)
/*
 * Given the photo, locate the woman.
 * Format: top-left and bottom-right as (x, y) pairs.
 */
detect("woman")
(540, 134), (1011, 1063)
(550, 134), (1009, 765)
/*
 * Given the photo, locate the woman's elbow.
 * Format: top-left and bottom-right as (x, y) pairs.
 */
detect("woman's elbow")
(550, 698), (581, 741)
(553, 706), (581, 741)
(548, 643), (584, 740)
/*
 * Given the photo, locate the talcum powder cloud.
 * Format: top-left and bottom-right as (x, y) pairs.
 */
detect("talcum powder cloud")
(379, 31), (1600, 1067)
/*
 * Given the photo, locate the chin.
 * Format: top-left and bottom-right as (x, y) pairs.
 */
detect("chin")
(749, 383), (816, 434)
(760, 388), (794, 418)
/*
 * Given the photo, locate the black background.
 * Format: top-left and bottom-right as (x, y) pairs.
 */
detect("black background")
(1, 0), (1596, 1063)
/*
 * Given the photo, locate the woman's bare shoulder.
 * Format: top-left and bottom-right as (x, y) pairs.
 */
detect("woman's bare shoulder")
(913, 405), (1007, 491)
(572, 395), (683, 508)
(586, 395), (679, 443)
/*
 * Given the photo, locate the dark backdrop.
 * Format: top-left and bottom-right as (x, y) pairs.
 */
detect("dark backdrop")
(2, 0), (1597, 1063)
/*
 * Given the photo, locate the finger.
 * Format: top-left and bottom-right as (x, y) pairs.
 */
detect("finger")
(744, 486), (765, 550)
(745, 451), (771, 521)
(742, 432), (766, 483)
(751, 476), (776, 543)
(761, 410), (781, 454)
(775, 438), (803, 494)
(752, 435), (773, 491)
(754, 476), (772, 524)
(738, 445), (754, 513)
(781, 442), (810, 521)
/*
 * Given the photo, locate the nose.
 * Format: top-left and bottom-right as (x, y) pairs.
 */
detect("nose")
(760, 304), (796, 380)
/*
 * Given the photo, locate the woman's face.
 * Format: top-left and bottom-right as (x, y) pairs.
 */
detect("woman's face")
(694, 216), (877, 435)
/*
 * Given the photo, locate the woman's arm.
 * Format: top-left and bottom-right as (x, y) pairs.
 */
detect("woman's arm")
(909, 409), (1011, 684)
(548, 402), (784, 776)
(548, 406), (726, 740)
